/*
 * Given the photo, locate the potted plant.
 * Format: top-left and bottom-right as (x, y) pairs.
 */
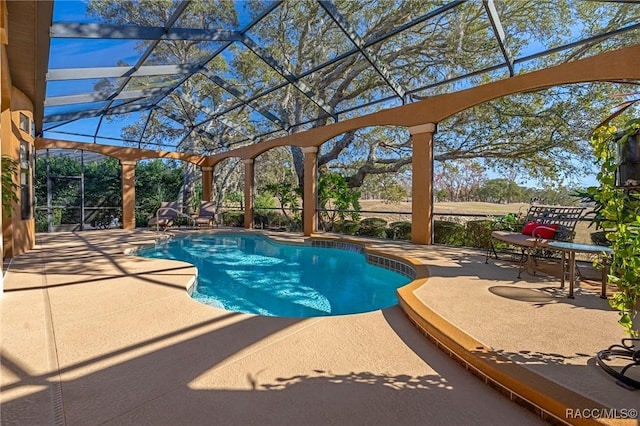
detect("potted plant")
(591, 118), (640, 337)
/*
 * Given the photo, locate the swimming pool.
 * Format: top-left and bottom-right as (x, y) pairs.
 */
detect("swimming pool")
(136, 233), (412, 317)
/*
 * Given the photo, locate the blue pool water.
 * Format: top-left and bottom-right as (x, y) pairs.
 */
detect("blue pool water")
(136, 234), (411, 317)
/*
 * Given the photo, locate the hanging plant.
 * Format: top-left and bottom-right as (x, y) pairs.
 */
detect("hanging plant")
(1, 156), (19, 217)
(591, 118), (640, 336)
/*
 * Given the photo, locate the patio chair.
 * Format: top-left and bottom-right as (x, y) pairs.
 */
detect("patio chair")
(148, 201), (179, 230)
(194, 201), (219, 228)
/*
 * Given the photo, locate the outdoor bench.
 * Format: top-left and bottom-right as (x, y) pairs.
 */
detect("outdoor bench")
(485, 205), (586, 278)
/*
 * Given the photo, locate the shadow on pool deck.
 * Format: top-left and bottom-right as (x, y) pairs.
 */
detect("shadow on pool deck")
(0, 229), (636, 425)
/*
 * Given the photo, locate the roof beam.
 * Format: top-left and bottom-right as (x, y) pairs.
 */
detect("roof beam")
(318, 1), (407, 102)
(363, 0), (466, 47)
(200, 70), (290, 130)
(110, 1), (285, 150)
(407, 23), (640, 100)
(241, 34), (337, 120)
(42, 1), (285, 150)
(45, 87), (166, 106)
(157, 106), (219, 141)
(515, 21), (640, 63)
(46, 64), (197, 81)
(483, 0), (514, 77)
(174, 92), (256, 141)
(87, 1), (190, 128)
(50, 23), (242, 41)
(43, 103), (149, 123)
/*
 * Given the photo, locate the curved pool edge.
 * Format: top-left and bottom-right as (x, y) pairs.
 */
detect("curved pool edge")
(126, 230), (414, 316)
(123, 229), (617, 424)
(306, 233), (615, 426)
(123, 233), (199, 297)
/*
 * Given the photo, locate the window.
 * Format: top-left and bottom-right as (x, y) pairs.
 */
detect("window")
(19, 112), (30, 134)
(20, 141), (32, 220)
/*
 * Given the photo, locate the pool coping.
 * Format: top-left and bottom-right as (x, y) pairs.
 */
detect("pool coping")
(305, 233), (626, 426)
(124, 229), (629, 425)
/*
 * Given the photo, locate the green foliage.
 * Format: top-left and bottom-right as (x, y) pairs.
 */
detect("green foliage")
(34, 155), (82, 210)
(84, 157), (121, 208)
(35, 209), (48, 232)
(136, 210), (150, 228)
(224, 190), (244, 208)
(318, 172), (361, 231)
(254, 192), (276, 210)
(591, 118), (640, 336)
(222, 210), (244, 227)
(172, 217), (191, 227)
(334, 220), (360, 235)
(255, 210), (289, 230)
(135, 159), (183, 218)
(358, 217), (387, 238)
(253, 192), (277, 228)
(492, 213), (525, 232)
(35, 153), (123, 228)
(433, 220), (466, 246)
(285, 217), (303, 232)
(465, 220), (495, 249)
(361, 173), (409, 203)
(35, 154), (186, 230)
(263, 181), (300, 222)
(475, 178), (523, 204)
(388, 221), (412, 240)
(2, 156), (19, 216)
(590, 231), (610, 247)
(573, 188), (604, 229)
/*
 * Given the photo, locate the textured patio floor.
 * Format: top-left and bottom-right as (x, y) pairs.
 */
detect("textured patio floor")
(0, 229), (636, 425)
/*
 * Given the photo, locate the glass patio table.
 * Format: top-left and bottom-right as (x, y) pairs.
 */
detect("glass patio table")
(546, 241), (613, 299)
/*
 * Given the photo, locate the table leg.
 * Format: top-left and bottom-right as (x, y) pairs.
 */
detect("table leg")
(568, 251), (576, 299)
(601, 256), (609, 299)
(560, 250), (566, 289)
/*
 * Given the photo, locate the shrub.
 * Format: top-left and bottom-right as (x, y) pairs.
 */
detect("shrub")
(267, 211), (288, 228)
(493, 213), (525, 232)
(173, 216), (191, 227)
(35, 210), (48, 232)
(253, 211), (268, 228)
(335, 220), (360, 235)
(465, 219), (494, 249)
(358, 217), (388, 238)
(286, 217), (303, 232)
(136, 211), (149, 228)
(590, 230), (611, 247)
(222, 210), (244, 227)
(254, 210), (289, 229)
(433, 220), (465, 246)
(388, 221), (412, 240)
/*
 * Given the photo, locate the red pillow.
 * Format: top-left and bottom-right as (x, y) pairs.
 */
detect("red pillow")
(521, 222), (538, 235)
(532, 224), (559, 239)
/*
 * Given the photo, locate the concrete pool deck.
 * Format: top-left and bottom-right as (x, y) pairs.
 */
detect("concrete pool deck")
(0, 229), (637, 425)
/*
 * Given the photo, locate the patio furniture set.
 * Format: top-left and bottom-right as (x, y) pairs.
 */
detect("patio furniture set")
(149, 201), (220, 231)
(485, 205), (611, 298)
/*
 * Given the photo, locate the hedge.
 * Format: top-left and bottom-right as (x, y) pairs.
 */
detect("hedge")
(433, 220), (465, 246)
(358, 217), (388, 238)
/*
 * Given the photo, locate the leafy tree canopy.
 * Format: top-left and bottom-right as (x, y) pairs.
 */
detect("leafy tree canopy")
(84, 0), (640, 196)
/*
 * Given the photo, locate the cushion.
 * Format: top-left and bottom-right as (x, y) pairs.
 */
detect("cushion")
(531, 224), (559, 239)
(521, 221), (538, 235)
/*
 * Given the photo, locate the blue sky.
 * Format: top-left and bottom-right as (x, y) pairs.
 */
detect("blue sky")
(43, 0), (627, 190)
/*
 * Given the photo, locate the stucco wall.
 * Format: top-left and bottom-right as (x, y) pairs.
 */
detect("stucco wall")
(1, 86), (35, 257)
